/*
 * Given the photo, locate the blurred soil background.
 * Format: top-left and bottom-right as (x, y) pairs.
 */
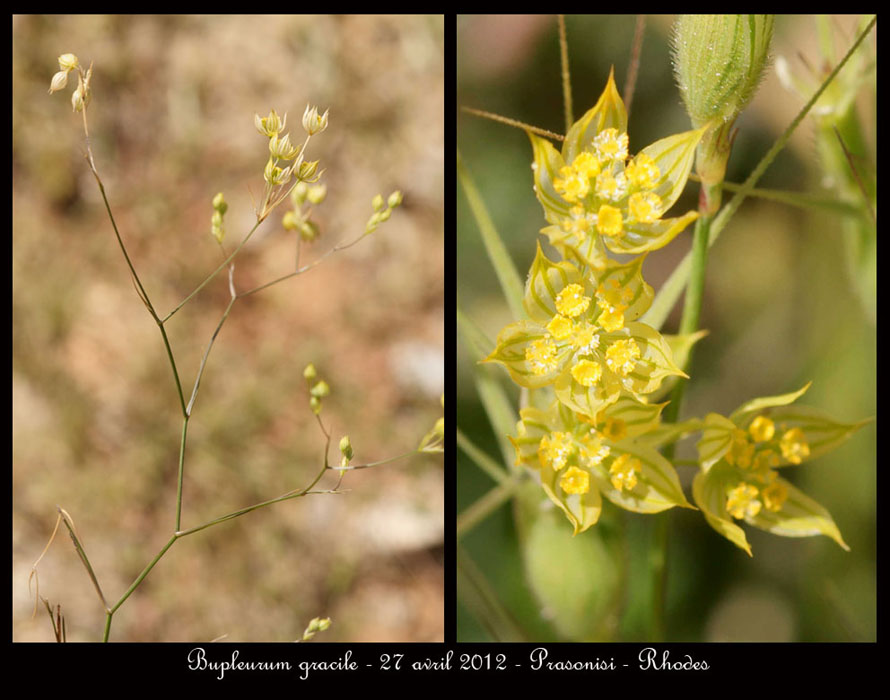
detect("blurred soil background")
(14, 14), (444, 642)
(458, 15), (875, 641)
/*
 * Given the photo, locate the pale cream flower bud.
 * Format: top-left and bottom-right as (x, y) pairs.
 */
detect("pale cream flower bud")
(269, 133), (299, 160)
(71, 85), (84, 112)
(302, 105), (329, 135)
(255, 109), (286, 138)
(298, 160), (319, 181)
(58, 53), (79, 72)
(49, 70), (69, 94)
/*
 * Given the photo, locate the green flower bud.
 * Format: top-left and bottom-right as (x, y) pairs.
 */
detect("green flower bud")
(310, 380), (330, 398)
(212, 192), (228, 214)
(282, 210), (300, 231)
(291, 181), (308, 206)
(339, 435), (353, 461)
(310, 395), (322, 414)
(673, 15), (774, 214)
(672, 15), (774, 127)
(303, 363), (317, 380)
(372, 194), (385, 212)
(387, 191), (403, 208)
(298, 159), (319, 181)
(307, 184), (327, 205)
(299, 220), (319, 242)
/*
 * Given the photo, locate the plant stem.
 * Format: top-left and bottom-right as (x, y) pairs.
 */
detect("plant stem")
(652, 196), (714, 642)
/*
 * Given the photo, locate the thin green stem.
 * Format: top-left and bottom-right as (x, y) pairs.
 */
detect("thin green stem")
(328, 449), (417, 471)
(162, 219), (262, 322)
(557, 15), (573, 135)
(109, 533), (178, 617)
(158, 322), (187, 416)
(457, 427), (509, 484)
(624, 15), (646, 120)
(174, 417), (189, 533)
(176, 434), (332, 538)
(457, 475), (523, 539)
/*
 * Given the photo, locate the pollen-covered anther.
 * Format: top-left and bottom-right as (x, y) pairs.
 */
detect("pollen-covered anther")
(554, 284), (591, 318)
(571, 324), (600, 354)
(625, 153), (661, 188)
(593, 128), (629, 162)
(594, 170), (628, 201)
(628, 191), (663, 223)
(525, 339), (559, 375)
(560, 466), (591, 495)
(605, 338), (641, 376)
(554, 166), (590, 203)
(579, 432), (610, 466)
(726, 483), (762, 519)
(571, 359), (603, 387)
(761, 480), (788, 512)
(779, 427), (810, 464)
(595, 204), (623, 237)
(546, 315), (574, 341)
(538, 431), (575, 471)
(748, 415), (776, 442)
(609, 453), (640, 491)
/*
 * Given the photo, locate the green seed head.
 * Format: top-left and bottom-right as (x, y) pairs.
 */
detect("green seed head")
(672, 15), (774, 127)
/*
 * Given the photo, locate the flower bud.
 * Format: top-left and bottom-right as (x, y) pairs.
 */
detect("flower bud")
(212, 192), (228, 214)
(49, 70), (69, 94)
(58, 53), (79, 72)
(255, 109), (285, 138)
(387, 191), (403, 209)
(298, 159), (319, 181)
(310, 380), (330, 398)
(269, 132), (300, 160)
(211, 210), (225, 243)
(282, 210), (300, 231)
(672, 15), (774, 127)
(339, 435), (353, 461)
(264, 159), (291, 186)
(372, 194), (385, 212)
(302, 105), (329, 136)
(310, 395), (322, 414)
(299, 220), (320, 242)
(307, 184), (327, 205)
(291, 181), (308, 206)
(303, 363), (317, 380)
(71, 85), (85, 112)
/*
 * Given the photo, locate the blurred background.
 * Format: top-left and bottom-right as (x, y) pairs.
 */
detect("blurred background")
(13, 14), (444, 642)
(458, 15), (875, 641)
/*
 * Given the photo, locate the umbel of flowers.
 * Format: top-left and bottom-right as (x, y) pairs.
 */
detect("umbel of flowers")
(482, 70), (869, 554)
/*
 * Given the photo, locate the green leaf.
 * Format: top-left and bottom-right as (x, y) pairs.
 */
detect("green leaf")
(746, 477), (849, 551)
(637, 126), (707, 212)
(540, 464), (603, 535)
(692, 466), (752, 556)
(457, 151), (525, 320)
(743, 405), (872, 468)
(729, 382), (811, 424)
(607, 210), (699, 255)
(646, 329), (708, 402)
(591, 440), (694, 515)
(696, 412), (738, 472)
(528, 133), (571, 226)
(523, 242), (583, 321)
(483, 319), (570, 389)
(562, 67), (627, 165)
